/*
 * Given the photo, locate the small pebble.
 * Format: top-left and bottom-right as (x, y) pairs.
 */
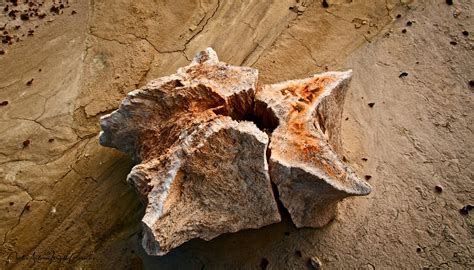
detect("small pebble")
(365, 175), (372, 180)
(260, 258), (269, 270)
(362, 158), (368, 161)
(48, 138), (54, 143)
(399, 72), (408, 78)
(469, 80), (474, 87)
(308, 257), (322, 270)
(459, 205), (473, 215)
(435, 185), (443, 193)
(26, 78), (34, 85)
(402, 29), (407, 33)
(446, 0), (453, 5)
(0, 101), (8, 106)
(9, 202), (14, 206)
(295, 250), (302, 257)
(462, 30), (469, 36)
(406, 21), (412, 26)
(416, 247), (422, 253)
(450, 41), (457, 46)
(368, 102), (375, 108)
(396, 14), (401, 18)
(23, 139), (31, 147)
(322, 0), (329, 8)
(0, 49), (5, 55)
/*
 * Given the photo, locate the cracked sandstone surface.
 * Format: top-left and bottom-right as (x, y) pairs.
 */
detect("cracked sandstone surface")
(0, 0), (473, 269)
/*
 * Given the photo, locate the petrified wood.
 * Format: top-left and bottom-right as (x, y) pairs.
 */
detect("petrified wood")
(99, 48), (371, 255)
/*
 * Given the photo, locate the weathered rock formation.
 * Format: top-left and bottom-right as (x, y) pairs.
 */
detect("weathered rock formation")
(99, 48), (371, 255)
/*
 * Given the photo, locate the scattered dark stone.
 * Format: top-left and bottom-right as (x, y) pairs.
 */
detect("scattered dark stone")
(446, 0), (453, 5)
(399, 72), (408, 78)
(50, 6), (60, 14)
(25, 204), (31, 210)
(396, 14), (401, 18)
(469, 80), (474, 87)
(9, 202), (14, 206)
(59, 4), (65, 9)
(295, 250), (302, 257)
(20, 13), (29, 20)
(260, 258), (269, 270)
(342, 156), (347, 162)
(345, 117), (349, 120)
(368, 102), (375, 108)
(15, 25), (20, 30)
(8, 10), (16, 19)
(289, 6), (295, 10)
(435, 185), (443, 193)
(71, 10), (77, 15)
(402, 29), (407, 33)
(284, 231), (290, 236)
(0, 101), (8, 106)
(450, 41), (457, 46)
(0, 49), (4, 55)
(2, 35), (12, 43)
(406, 21), (412, 26)
(459, 206), (470, 215)
(38, 13), (46, 19)
(23, 139), (31, 147)
(38, 68), (42, 72)
(26, 78), (34, 85)
(308, 257), (322, 270)
(362, 158), (368, 161)
(48, 138), (54, 143)
(322, 0), (329, 8)
(365, 175), (372, 180)
(415, 61), (420, 64)
(462, 30), (469, 36)
(4, 5), (9, 12)
(416, 247), (422, 253)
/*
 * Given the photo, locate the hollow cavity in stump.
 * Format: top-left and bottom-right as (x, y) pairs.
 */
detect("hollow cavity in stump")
(99, 48), (371, 256)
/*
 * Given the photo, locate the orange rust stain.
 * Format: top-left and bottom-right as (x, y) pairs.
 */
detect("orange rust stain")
(282, 76), (334, 104)
(280, 76), (339, 170)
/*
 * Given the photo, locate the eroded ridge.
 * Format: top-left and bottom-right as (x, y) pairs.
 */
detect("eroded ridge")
(99, 48), (371, 256)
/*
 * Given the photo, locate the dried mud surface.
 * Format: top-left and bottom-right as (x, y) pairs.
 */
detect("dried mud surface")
(0, 0), (473, 269)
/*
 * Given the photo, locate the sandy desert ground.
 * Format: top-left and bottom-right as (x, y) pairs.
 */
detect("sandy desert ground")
(0, 0), (473, 269)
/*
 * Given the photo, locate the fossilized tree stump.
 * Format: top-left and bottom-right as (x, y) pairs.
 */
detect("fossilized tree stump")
(99, 48), (371, 255)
